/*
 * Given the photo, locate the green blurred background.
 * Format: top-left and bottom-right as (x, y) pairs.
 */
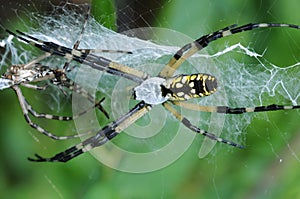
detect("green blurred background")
(0, 0), (300, 198)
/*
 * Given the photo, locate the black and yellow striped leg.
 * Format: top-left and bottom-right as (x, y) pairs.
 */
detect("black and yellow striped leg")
(163, 102), (244, 148)
(14, 30), (132, 54)
(159, 25), (238, 78)
(6, 30), (145, 83)
(159, 23), (300, 78)
(28, 101), (152, 162)
(172, 101), (300, 114)
(216, 104), (300, 113)
(28, 134), (109, 162)
(82, 54), (149, 83)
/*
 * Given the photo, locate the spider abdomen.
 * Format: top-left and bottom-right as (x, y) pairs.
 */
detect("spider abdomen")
(164, 74), (217, 101)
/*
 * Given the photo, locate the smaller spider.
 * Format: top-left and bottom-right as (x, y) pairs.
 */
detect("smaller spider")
(0, 52), (109, 140)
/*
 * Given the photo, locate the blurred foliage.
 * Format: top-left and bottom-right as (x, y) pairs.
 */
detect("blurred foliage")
(0, 0), (299, 199)
(91, 0), (116, 30)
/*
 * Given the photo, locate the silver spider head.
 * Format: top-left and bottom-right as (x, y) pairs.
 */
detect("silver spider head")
(133, 77), (169, 105)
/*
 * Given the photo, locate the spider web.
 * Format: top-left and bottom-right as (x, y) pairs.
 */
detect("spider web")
(0, 0), (299, 198)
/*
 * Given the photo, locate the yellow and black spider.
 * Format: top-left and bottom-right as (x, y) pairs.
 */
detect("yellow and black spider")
(8, 23), (300, 162)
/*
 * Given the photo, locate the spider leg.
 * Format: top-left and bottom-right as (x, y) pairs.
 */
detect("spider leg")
(12, 85), (103, 140)
(6, 30), (144, 83)
(72, 83), (110, 119)
(172, 101), (300, 114)
(24, 95), (107, 121)
(159, 23), (300, 78)
(60, 6), (131, 55)
(21, 83), (48, 90)
(71, 5), (90, 51)
(62, 5), (89, 71)
(23, 53), (52, 69)
(53, 78), (110, 119)
(83, 54), (148, 83)
(163, 102), (244, 148)
(159, 24), (238, 78)
(28, 101), (152, 162)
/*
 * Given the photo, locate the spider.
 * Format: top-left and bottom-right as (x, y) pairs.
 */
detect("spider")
(0, 52), (111, 140)
(7, 22), (300, 162)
